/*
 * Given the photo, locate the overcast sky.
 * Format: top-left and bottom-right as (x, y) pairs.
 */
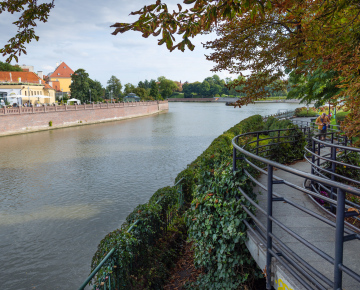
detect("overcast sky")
(0, 0), (234, 87)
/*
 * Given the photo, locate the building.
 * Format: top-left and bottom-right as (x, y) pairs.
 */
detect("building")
(48, 62), (74, 95)
(124, 93), (141, 102)
(19, 64), (34, 72)
(0, 71), (56, 105)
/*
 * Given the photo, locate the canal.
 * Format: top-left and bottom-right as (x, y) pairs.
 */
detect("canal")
(0, 102), (301, 289)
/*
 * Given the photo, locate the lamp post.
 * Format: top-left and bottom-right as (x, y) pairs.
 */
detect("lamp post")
(110, 90), (112, 103)
(89, 89), (91, 104)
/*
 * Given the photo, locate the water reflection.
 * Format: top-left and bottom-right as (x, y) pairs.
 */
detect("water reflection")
(0, 102), (300, 289)
(0, 204), (100, 226)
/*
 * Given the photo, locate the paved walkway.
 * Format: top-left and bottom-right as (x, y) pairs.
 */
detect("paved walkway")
(247, 118), (360, 289)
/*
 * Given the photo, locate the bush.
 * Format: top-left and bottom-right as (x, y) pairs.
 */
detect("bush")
(336, 111), (349, 124)
(294, 107), (318, 117)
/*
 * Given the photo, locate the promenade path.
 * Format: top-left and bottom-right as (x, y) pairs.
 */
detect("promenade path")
(246, 117), (360, 289)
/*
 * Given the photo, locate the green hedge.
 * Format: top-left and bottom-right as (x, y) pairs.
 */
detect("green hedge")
(336, 111), (349, 124)
(90, 114), (306, 289)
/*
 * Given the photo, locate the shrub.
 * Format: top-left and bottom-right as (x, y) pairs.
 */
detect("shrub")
(49, 120), (53, 127)
(336, 111), (349, 124)
(294, 107), (318, 117)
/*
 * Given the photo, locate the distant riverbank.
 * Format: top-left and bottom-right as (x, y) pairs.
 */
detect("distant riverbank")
(168, 97), (307, 103)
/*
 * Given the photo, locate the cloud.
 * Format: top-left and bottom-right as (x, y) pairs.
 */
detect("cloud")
(0, 0), (238, 86)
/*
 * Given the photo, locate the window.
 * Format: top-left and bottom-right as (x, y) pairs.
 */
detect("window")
(64, 66), (66, 68)
(58, 73), (60, 75)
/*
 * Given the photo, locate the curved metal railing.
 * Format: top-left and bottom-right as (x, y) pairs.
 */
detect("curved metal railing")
(232, 127), (360, 290)
(292, 120), (360, 230)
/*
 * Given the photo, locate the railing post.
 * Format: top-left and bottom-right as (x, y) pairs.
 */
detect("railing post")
(330, 146), (337, 213)
(277, 130), (280, 144)
(266, 164), (273, 290)
(317, 141), (321, 167)
(311, 139), (315, 178)
(233, 146), (237, 172)
(334, 188), (345, 289)
(344, 136), (348, 156)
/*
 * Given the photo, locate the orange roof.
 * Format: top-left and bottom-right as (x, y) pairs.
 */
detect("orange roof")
(49, 62), (74, 78)
(0, 71), (55, 90)
(48, 81), (61, 91)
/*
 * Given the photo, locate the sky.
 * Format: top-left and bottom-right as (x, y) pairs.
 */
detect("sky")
(0, 0), (234, 87)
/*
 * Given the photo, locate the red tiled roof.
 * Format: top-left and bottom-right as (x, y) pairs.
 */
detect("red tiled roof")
(48, 81), (61, 91)
(0, 71), (55, 90)
(49, 62), (74, 78)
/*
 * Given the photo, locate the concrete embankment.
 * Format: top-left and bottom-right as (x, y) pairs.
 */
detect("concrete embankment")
(0, 101), (168, 137)
(168, 98), (215, 102)
(168, 97), (308, 103)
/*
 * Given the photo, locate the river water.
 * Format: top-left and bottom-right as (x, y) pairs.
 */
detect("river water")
(0, 102), (300, 289)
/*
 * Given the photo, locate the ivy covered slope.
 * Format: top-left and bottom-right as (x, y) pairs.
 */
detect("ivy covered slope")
(91, 114), (305, 289)
(181, 115), (305, 289)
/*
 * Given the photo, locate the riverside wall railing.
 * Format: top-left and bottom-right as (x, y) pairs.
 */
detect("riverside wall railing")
(78, 178), (185, 290)
(0, 101), (167, 115)
(232, 126), (360, 289)
(263, 109), (295, 120)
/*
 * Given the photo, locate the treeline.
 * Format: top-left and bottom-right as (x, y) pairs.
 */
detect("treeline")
(182, 75), (287, 98)
(0, 61), (288, 102)
(69, 69), (182, 103)
(69, 69), (290, 103)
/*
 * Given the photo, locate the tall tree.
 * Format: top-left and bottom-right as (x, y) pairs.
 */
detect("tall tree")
(200, 80), (210, 97)
(157, 76), (177, 99)
(70, 69), (90, 103)
(0, 61), (22, 71)
(111, 0), (360, 142)
(107, 75), (122, 99)
(124, 83), (136, 95)
(149, 80), (159, 99)
(89, 79), (104, 103)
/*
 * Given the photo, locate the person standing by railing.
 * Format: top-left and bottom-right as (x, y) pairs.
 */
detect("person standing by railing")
(315, 112), (330, 141)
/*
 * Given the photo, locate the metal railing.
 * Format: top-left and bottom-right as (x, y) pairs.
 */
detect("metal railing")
(232, 127), (360, 290)
(78, 178), (185, 290)
(292, 120), (360, 229)
(0, 101), (165, 115)
(263, 109), (295, 120)
(291, 119), (345, 147)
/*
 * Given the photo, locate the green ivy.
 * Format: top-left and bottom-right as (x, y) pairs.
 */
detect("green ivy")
(186, 163), (260, 289)
(89, 114), (306, 289)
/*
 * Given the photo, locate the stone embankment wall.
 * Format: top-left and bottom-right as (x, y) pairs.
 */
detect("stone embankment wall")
(0, 101), (169, 136)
